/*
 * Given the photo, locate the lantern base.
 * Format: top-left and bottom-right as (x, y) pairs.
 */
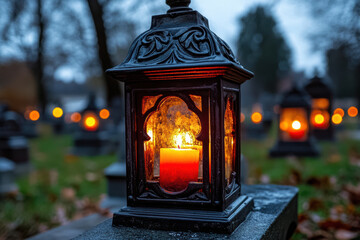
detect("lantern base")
(72, 131), (113, 156)
(269, 138), (320, 157)
(112, 195), (253, 234)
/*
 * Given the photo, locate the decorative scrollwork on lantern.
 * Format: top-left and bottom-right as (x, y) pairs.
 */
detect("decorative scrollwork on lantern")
(122, 26), (240, 66)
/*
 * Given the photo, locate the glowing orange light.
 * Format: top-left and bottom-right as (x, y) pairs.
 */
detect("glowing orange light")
(314, 114), (325, 125)
(52, 107), (63, 118)
(291, 120), (301, 130)
(99, 109), (110, 119)
(334, 108), (345, 118)
(241, 113), (245, 123)
(83, 113), (99, 131)
(348, 106), (358, 117)
(280, 121), (289, 131)
(29, 110), (40, 121)
(332, 114), (342, 125)
(251, 112), (262, 124)
(71, 112), (81, 123)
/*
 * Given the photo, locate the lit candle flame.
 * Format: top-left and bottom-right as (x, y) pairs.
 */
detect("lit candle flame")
(175, 134), (182, 149)
(291, 120), (301, 130)
(314, 114), (325, 125)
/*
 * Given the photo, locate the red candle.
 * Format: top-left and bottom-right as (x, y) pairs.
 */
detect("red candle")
(160, 148), (199, 192)
(288, 120), (305, 140)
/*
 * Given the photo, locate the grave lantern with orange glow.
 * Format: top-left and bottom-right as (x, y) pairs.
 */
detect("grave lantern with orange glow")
(270, 85), (319, 157)
(106, 0), (254, 233)
(304, 75), (334, 140)
(73, 94), (111, 156)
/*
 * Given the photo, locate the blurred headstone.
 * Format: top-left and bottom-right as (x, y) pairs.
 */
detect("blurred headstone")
(0, 104), (30, 174)
(0, 157), (17, 197)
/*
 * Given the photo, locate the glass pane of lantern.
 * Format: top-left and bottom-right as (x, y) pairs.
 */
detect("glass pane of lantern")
(312, 98), (329, 109)
(279, 108), (308, 141)
(144, 96), (203, 193)
(142, 95), (162, 114)
(224, 99), (235, 186)
(311, 98), (330, 129)
(190, 95), (202, 112)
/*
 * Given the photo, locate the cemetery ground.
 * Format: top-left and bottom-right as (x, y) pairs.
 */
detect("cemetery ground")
(0, 125), (360, 239)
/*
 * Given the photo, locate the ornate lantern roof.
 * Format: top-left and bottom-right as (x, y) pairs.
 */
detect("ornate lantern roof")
(106, 0), (253, 83)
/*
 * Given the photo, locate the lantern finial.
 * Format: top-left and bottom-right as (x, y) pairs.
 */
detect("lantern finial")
(166, 0), (191, 12)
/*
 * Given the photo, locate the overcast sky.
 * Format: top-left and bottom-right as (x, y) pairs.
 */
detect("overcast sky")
(190, 0), (324, 76)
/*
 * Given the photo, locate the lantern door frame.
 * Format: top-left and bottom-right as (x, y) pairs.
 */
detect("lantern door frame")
(124, 78), (243, 211)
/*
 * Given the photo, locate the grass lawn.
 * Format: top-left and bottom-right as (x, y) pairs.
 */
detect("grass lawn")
(1, 127), (360, 239)
(0, 134), (116, 239)
(243, 131), (360, 239)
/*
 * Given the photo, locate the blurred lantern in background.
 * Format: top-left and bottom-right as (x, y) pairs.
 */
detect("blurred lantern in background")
(332, 113), (343, 125)
(70, 112), (81, 123)
(29, 110), (40, 122)
(99, 108), (110, 120)
(72, 94), (112, 156)
(334, 108), (345, 118)
(270, 85), (319, 157)
(251, 112), (262, 124)
(52, 107), (63, 119)
(347, 106), (358, 118)
(304, 75), (334, 140)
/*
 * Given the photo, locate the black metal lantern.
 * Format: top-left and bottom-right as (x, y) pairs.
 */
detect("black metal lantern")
(107, 0), (254, 233)
(270, 85), (319, 157)
(73, 94), (111, 156)
(304, 75), (334, 140)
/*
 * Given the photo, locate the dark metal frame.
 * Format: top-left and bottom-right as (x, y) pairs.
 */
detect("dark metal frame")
(124, 78), (243, 211)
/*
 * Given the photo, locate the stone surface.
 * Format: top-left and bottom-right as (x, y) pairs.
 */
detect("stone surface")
(27, 214), (110, 240)
(74, 184), (298, 240)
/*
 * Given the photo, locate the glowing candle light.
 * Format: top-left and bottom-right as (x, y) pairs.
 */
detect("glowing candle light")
(332, 114), (342, 125)
(99, 108), (110, 119)
(52, 107), (63, 118)
(348, 106), (358, 118)
(29, 110), (40, 121)
(251, 112), (262, 124)
(288, 120), (305, 140)
(160, 132), (199, 192)
(83, 113), (99, 131)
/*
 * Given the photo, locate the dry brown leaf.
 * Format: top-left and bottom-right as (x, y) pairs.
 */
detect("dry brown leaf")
(308, 198), (325, 211)
(334, 229), (358, 240)
(61, 188), (76, 201)
(319, 219), (352, 231)
(344, 184), (360, 205)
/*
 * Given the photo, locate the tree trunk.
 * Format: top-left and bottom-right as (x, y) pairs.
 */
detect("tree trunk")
(36, 0), (47, 114)
(86, 0), (121, 106)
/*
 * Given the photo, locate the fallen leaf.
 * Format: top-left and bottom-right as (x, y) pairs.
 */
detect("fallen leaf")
(308, 198), (325, 211)
(61, 188), (76, 201)
(319, 219), (352, 231)
(344, 184), (360, 205)
(335, 229), (358, 240)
